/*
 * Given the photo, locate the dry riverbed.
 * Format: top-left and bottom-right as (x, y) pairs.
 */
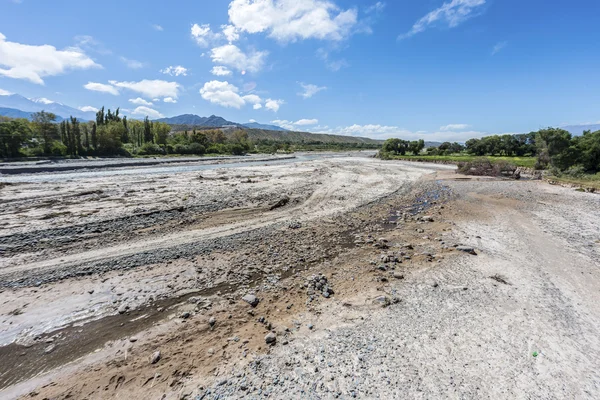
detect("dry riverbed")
(0, 155), (599, 399)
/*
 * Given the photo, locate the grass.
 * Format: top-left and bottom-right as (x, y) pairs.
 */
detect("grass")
(388, 154), (537, 168)
(548, 173), (600, 190)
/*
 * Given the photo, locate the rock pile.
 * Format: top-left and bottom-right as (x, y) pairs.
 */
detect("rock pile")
(306, 274), (334, 300)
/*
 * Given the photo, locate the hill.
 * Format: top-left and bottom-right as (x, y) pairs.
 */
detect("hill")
(0, 94), (95, 121)
(0, 107), (65, 122)
(239, 128), (381, 145)
(563, 124), (600, 136)
(155, 114), (238, 127)
(242, 122), (288, 131)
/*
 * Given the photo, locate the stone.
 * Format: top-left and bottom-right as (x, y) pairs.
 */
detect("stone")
(180, 311), (191, 319)
(117, 304), (129, 314)
(421, 216), (434, 222)
(209, 316), (216, 326)
(129, 336), (138, 343)
(393, 272), (405, 280)
(456, 246), (477, 255)
(265, 332), (277, 345)
(150, 350), (161, 364)
(242, 294), (260, 307)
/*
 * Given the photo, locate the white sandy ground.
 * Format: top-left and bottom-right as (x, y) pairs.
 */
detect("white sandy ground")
(1, 156), (599, 399)
(0, 158), (452, 346)
(201, 179), (600, 399)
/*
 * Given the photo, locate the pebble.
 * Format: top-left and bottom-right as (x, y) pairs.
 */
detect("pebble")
(265, 332), (277, 345)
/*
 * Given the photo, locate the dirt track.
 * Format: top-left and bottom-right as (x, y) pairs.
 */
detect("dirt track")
(0, 154), (599, 399)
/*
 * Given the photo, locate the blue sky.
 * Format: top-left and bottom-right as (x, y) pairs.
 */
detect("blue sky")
(1, 0), (599, 141)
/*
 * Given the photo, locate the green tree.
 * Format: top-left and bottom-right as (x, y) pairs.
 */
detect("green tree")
(32, 111), (58, 154)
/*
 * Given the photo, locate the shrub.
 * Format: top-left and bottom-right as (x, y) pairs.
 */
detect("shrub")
(50, 141), (67, 156)
(137, 143), (165, 155)
(457, 158), (520, 179)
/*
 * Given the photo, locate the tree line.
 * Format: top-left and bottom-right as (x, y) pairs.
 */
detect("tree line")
(0, 107), (253, 158)
(380, 128), (600, 174)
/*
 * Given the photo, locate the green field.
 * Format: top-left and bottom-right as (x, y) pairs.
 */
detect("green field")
(388, 154), (537, 168)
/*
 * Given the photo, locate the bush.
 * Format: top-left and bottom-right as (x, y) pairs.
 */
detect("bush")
(50, 141), (67, 156)
(174, 143), (205, 155)
(457, 158), (520, 179)
(137, 143), (165, 155)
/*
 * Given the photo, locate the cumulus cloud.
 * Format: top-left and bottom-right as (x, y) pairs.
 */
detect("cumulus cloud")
(120, 56), (145, 69)
(163, 97), (177, 103)
(0, 32), (101, 85)
(211, 66), (232, 76)
(160, 65), (188, 76)
(191, 23), (220, 47)
(298, 82), (327, 98)
(221, 24), (240, 42)
(440, 123), (470, 131)
(199, 80), (247, 109)
(109, 79), (180, 99)
(84, 82), (119, 95)
(79, 106), (98, 112)
(228, 0), (358, 43)
(399, 0), (486, 40)
(199, 80), (282, 110)
(131, 106), (164, 119)
(152, 24), (164, 31)
(306, 123), (507, 142)
(271, 119), (317, 129)
(129, 97), (153, 106)
(295, 118), (319, 125)
(0, 88), (13, 95)
(265, 98), (284, 112)
(210, 44), (267, 73)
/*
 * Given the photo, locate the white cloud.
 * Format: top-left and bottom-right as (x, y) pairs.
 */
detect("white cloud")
(317, 48), (349, 71)
(306, 123), (509, 142)
(366, 2), (386, 14)
(265, 98), (284, 112)
(440, 123), (470, 131)
(253, 103), (263, 110)
(120, 56), (145, 69)
(298, 82), (327, 98)
(199, 80), (247, 109)
(249, 119), (256, 123)
(271, 118), (317, 129)
(84, 81), (119, 95)
(228, 0), (358, 43)
(271, 119), (294, 130)
(79, 106), (98, 112)
(191, 23), (220, 47)
(211, 66), (232, 76)
(160, 65), (188, 76)
(242, 94), (262, 105)
(221, 24), (239, 42)
(129, 97), (153, 106)
(399, 0), (486, 40)
(295, 118), (319, 125)
(163, 97), (177, 103)
(152, 24), (164, 31)
(131, 106), (164, 119)
(0, 88), (13, 96)
(30, 97), (54, 104)
(492, 41), (507, 55)
(210, 44), (267, 73)
(0, 32), (101, 85)
(109, 79), (180, 99)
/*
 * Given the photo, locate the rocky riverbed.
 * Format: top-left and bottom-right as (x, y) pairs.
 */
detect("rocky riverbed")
(0, 155), (599, 399)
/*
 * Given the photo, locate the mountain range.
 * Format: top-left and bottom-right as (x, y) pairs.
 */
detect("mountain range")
(0, 93), (289, 131)
(0, 94), (95, 121)
(154, 114), (288, 131)
(562, 124), (600, 136)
